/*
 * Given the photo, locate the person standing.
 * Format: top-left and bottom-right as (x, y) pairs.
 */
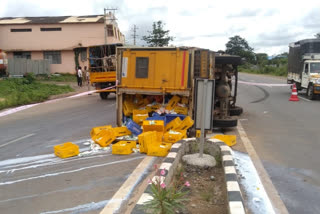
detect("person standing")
(77, 66), (83, 87)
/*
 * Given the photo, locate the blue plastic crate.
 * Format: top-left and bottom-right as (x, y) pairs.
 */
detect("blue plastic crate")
(165, 114), (186, 123)
(126, 120), (142, 136)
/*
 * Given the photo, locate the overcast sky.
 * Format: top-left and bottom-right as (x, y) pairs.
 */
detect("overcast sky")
(1, 0), (319, 55)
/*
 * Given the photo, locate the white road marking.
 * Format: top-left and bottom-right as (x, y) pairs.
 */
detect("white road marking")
(298, 96), (311, 102)
(238, 80), (291, 87)
(229, 201), (246, 214)
(237, 120), (289, 214)
(40, 199), (109, 214)
(0, 156), (144, 186)
(0, 133), (35, 149)
(101, 156), (156, 214)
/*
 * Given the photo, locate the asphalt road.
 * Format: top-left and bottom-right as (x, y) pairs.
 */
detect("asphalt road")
(230, 73), (320, 214)
(0, 94), (151, 213)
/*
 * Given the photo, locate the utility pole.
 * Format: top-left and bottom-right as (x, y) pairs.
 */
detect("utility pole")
(131, 25), (139, 45)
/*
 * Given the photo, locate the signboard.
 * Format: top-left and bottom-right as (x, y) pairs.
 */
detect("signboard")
(195, 79), (215, 130)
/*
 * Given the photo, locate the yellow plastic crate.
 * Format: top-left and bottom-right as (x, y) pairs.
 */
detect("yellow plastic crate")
(173, 116), (194, 131)
(113, 126), (131, 137)
(151, 104), (161, 111)
(112, 141), (137, 155)
(166, 95), (181, 110)
(165, 117), (182, 132)
(123, 99), (134, 116)
(138, 131), (158, 153)
(181, 97), (189, 105)
(174, 106), (188, 115)
(147, 142), (172, 157)
(90, 125), (112, 138)
(54, 142), (79, 159)
(213, 135), (237, 147)
(133, 109), (149, 125)
(163, 130), (186, 143)
(92, 128), (116, 147)
(143, 120), (164, 132)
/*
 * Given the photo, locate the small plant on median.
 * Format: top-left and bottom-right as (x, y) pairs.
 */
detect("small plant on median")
(143, 165), (190, 214)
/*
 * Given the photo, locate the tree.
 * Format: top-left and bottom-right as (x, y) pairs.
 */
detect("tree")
(315, 33), (320, 38)
(225, 35), (255, 63)
(256, 53), (268, 66)
(142, 21), (173, 47)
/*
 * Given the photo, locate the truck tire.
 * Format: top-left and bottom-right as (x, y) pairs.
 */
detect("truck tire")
(307, 84), (315, 100)
(230, 106), (243, 116)
(99, 92), (109, 100)
(213, 118), (238, 128)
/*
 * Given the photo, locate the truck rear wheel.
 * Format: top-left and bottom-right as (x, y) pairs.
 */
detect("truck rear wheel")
(213, 118), (238, 128)
(307, 85), (315, 100)
(99, 92), (109, 100)
(230, 106), (243, 116)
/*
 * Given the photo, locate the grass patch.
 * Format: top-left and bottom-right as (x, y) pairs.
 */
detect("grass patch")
(37, 73), (76, 82)
(0, 78), (74, 110)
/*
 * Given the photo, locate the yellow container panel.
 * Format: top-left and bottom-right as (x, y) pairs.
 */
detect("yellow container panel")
(174, 106), (188, 115)
(121, 49), (189, 91)
(173, 116), (194, 131)
(90, 125), (112, 138)
(112, 141), (137, 155)
(92, 128), (116, 147)
(54, 142), (79, 159)
(147, 142), (172, 157)
(166, 95), (181, 110)
(143, 120), (165, 132)
(113, 127), (131, 137)
(165, 117), (182, 132)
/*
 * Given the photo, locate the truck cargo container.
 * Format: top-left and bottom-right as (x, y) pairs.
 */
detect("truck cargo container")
(287, 39), (320, 100)
(115, 47), (242, 133)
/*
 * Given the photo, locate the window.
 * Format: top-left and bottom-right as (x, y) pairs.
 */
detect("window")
(136, 57), (149, 78)
(310, 63), (320, 73)
(107, 25), (114, 37)
(13, 52), (31, 59)
(11, 28), (32, 32)
(40, 28), (62, 31)
(44, 51), (61, 64)
(304, 63), (309, 73)
(80, 49), (87, 61)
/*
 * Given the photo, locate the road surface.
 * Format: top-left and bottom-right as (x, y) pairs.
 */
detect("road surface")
(0, 94), (152, 213)
(227, 73), (320, 214)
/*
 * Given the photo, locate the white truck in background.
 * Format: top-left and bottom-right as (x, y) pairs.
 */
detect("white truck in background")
(287, 39), (320, 100)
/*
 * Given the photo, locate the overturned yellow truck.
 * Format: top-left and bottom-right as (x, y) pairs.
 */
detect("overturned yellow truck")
(115, 47), (242, 134)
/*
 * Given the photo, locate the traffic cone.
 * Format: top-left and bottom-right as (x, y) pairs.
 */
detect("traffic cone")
(289, 83), (299, 101)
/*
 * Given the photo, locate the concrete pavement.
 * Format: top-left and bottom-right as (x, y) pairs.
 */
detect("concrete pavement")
(226, 73), (320, 214)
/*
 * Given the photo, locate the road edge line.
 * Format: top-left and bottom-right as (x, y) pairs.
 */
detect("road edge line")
(100, 156), (155, 214)
(237, 120), (289, 214)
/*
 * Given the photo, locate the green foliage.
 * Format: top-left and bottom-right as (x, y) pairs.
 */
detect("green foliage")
(239, 63), (287, 77)
(225, 35), (255, 63)
(0, 78), (73, 110)
(143, 166), (189, 214)
(23, 72), (36, 84)
(142, 21), (174, 47)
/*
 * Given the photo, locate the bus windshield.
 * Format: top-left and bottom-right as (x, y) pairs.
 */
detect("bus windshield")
(310, 63), (320, 73)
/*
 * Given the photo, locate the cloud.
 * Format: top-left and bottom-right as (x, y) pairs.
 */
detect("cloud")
(226, 9), (262, 18)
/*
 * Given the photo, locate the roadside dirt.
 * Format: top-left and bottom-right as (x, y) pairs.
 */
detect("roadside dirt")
(179, 164), (228, 214)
